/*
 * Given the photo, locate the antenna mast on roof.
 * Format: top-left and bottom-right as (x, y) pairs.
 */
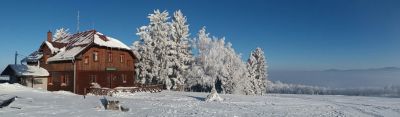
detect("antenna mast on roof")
(15, 51), (18, 65)
(77, 11), (80, 32)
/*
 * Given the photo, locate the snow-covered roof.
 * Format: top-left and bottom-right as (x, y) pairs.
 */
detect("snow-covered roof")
(47, 30), (132, 62)
(1, 64), (49, 77)
(47, 46), (85, 62)
(21, 51), (43, 63)
(94, 32), (131, 50)
(44, 41), (60, 54)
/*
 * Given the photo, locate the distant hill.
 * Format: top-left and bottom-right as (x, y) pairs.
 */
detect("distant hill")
(270, 67), (400, 88)
(324, 67), (400, 72)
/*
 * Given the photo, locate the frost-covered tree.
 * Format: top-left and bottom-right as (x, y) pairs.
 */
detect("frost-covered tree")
(147, 10), (172, 89)
(134, 26), (155, 84)
(134, 10), (171, 87)
(247, 47), (268, 95)
(53, 28), (71, 41)
(186, 27), (252, 95)
(133, 10), (194, 90)
(185, 27), (213, 92)
(186, 27), (219, 92)
(133, 10), (266, 95)
(169, 10), (193, 90)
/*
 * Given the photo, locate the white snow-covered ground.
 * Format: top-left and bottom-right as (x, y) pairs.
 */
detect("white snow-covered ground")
(1, 83), (400, 117)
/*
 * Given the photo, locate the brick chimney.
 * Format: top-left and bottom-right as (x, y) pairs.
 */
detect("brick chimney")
(47, 30), (52, 42)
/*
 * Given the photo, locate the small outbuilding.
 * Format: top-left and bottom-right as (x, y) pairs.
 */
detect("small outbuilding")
(1, 64), (49, 89)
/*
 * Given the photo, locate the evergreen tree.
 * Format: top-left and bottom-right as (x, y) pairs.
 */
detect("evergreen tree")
(247, 47), (268, 95)
(147, 10), (171, 89)
(134, 10), (171, 87)
(133, 10), (267, 95)
(134, 10), (194, 90)
(134, 26), (155, 84)
(169, 10), (193, 90)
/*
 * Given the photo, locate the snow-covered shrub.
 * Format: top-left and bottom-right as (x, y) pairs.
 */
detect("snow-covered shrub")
(90, 83), (101, 88)
(205, 88), (223, 102)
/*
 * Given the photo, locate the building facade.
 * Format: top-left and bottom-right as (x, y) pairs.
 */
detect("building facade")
(24, 30), (136, 94)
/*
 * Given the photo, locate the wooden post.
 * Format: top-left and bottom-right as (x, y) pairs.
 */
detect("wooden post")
(84, 88), (87, 95)
(31, 77), (34, 88)
(73, 60), (76, 94)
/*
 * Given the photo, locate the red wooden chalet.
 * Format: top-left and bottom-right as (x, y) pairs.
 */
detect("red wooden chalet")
(22, 30), (137, 94)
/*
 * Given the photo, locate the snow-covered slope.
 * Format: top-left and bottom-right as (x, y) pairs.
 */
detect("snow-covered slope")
(1, 83), (400, 117)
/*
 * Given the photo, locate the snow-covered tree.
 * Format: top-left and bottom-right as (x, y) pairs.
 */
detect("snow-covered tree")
(169, 10), (193, 90)
(185, 65), (212, 92)
(133, 10), (267, 95)
(133, 10), (194, 90)
(134, 26), (155, 84)
(53, 28), (71, 41)
(134, 10), (171, 87)
(147, 10), (171, 89)
(185, 27), (216, 90)
(247, 47), (268, 95)
(185, 27), (212, 92)
(186, 27), (252, 95)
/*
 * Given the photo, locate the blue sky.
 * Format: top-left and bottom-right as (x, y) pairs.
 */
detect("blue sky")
(0, 0), (399, 71)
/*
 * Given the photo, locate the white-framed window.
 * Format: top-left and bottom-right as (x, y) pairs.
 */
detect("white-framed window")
(120, 54), (124, 63)
(93, 51), (98, 62)
(61, 75), (67, 86)
(90, 75), (97, 83)
(84, 56), (89, 64)
(48, 77), (53, 85)
(108, 52), (112, 62)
